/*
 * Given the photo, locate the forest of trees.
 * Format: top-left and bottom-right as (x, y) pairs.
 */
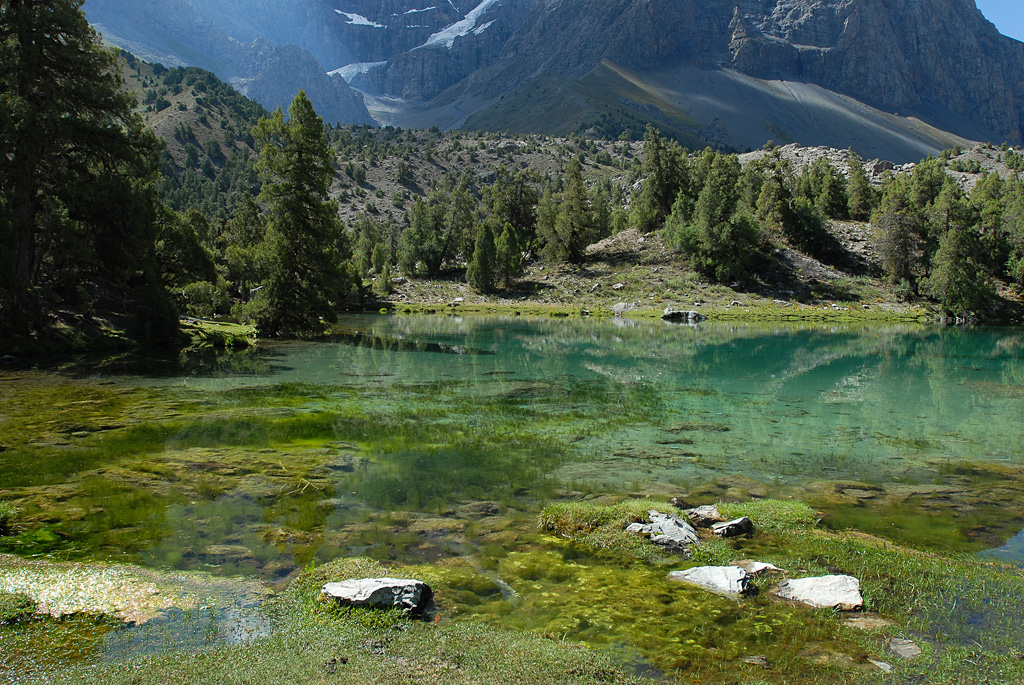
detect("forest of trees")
(4, 0), (1024, 351)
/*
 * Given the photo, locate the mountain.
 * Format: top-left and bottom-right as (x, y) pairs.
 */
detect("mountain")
(83, 0), (374, 126)
(84, 0), (1024, 162)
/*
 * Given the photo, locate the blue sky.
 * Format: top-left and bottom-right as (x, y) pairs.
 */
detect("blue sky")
(975, 0), (1024, 41)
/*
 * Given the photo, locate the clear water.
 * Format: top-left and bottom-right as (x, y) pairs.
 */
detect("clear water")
(2, 316), (1023, 570)
(2, 315), (1024, 675)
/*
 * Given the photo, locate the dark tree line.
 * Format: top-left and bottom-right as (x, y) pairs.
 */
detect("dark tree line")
(1, 0), (176, 343)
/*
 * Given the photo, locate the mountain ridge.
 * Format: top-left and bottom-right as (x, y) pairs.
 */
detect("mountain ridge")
(84, 0), (1024, 161)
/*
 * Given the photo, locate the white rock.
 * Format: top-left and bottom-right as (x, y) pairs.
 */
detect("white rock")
(774, 575), (863, 611)
(731, 559), (780, 576)
(647, 510), (700, 546)
(868, 659), (893, 673)
(669, 566), (751, 596)
(322, 577), (432, 614)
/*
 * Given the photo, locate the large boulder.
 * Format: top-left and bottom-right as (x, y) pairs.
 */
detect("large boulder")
(669, 566), (752, 596)
(662, 307), (706, 324)
(321, 577), (433, 615)
(774, 575), (863, 611)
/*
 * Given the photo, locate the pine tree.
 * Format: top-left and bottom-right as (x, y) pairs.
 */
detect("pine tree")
(252, 91), (350, 336)
(0, 0), (175, 342)
(494, 221), (524, 289)
(668, 152), (763, 282)
(466, 221), (496, 293)
(846, 150), (877, 221)
(925, 224), (990, 315)
(874, 176), (923, 291)
(539, 159), (594, 263)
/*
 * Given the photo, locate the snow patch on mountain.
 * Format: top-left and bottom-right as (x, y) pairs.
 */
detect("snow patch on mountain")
(420, 0), (499, 48)
(404, 7), (437, 13)
(329, 61), (388, 82)
(334, 11), (386, 28)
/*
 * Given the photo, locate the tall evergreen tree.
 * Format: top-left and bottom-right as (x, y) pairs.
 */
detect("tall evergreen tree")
(667, 152), (763, 282)
(0, 0), (175, 342)
(846, 150), (878, 221)
(494, 221), (525, 289)
(466, 220), (496, 293)
(874, 175), (923, 291)
(539, 159), (595, 263)
(251, 91), (351, 336)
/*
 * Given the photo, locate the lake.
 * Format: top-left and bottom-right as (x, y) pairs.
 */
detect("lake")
(2, 315), (1023, 675)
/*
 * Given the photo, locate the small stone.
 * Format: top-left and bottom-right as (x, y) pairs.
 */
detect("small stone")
(889, 637), (922, 659)
(685, 505), (724, 527)
(322, 578), (433, 615)
(774, 575), (864, 611)
(743, 655), (770, 668)
(731, 559), (780, 576)
(669, 566), (751, 596)
(868, 659), (893, 673)
(612, 283), (625, 290)
(624, 522), (647, 535)
(844, 615), (894, 631)
(713, 516), (754, 538)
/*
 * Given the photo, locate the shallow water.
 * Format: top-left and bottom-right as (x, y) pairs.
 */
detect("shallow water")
(2, 315), (1024, 674)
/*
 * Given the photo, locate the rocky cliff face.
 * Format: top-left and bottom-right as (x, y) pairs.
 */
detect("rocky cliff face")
(235, 42), (375, 125)
(458, 0), (1024, 144)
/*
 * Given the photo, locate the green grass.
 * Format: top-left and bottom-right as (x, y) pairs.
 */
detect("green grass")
(718, 499), (819, 535)
(45, 557), (647, 685)
(0, 592), (35, 624)
(0, 502), (20, 533)
(539, 498), (662, 560)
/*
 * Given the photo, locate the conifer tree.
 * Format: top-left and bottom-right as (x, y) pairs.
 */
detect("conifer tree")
(539, 159), (595, 263)
(495, 221), (525, 289)
(466, 221), (496, 293)
(846, 150), (878, 221)
(252, 91), (350, 336)
(874, 176), (924, 291)
(0, 0), (175, 341)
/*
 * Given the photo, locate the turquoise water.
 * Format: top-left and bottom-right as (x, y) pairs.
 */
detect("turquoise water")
(1, 315), (1023, 575)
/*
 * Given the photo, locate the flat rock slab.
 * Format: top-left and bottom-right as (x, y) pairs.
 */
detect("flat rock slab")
(774, 575), (863, 611)
(844, 615), (894, 631)
(322, 578), (433, 615)
(669, 566), (751, 596)
(713, 516), (754, 538)
(889, 637), (922, 659)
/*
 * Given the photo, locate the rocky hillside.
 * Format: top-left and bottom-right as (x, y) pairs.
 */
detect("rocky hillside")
(86, 0), (1024, 162)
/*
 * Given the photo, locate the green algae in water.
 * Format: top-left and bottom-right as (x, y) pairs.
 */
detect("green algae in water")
(3, 316), (1024, 680)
